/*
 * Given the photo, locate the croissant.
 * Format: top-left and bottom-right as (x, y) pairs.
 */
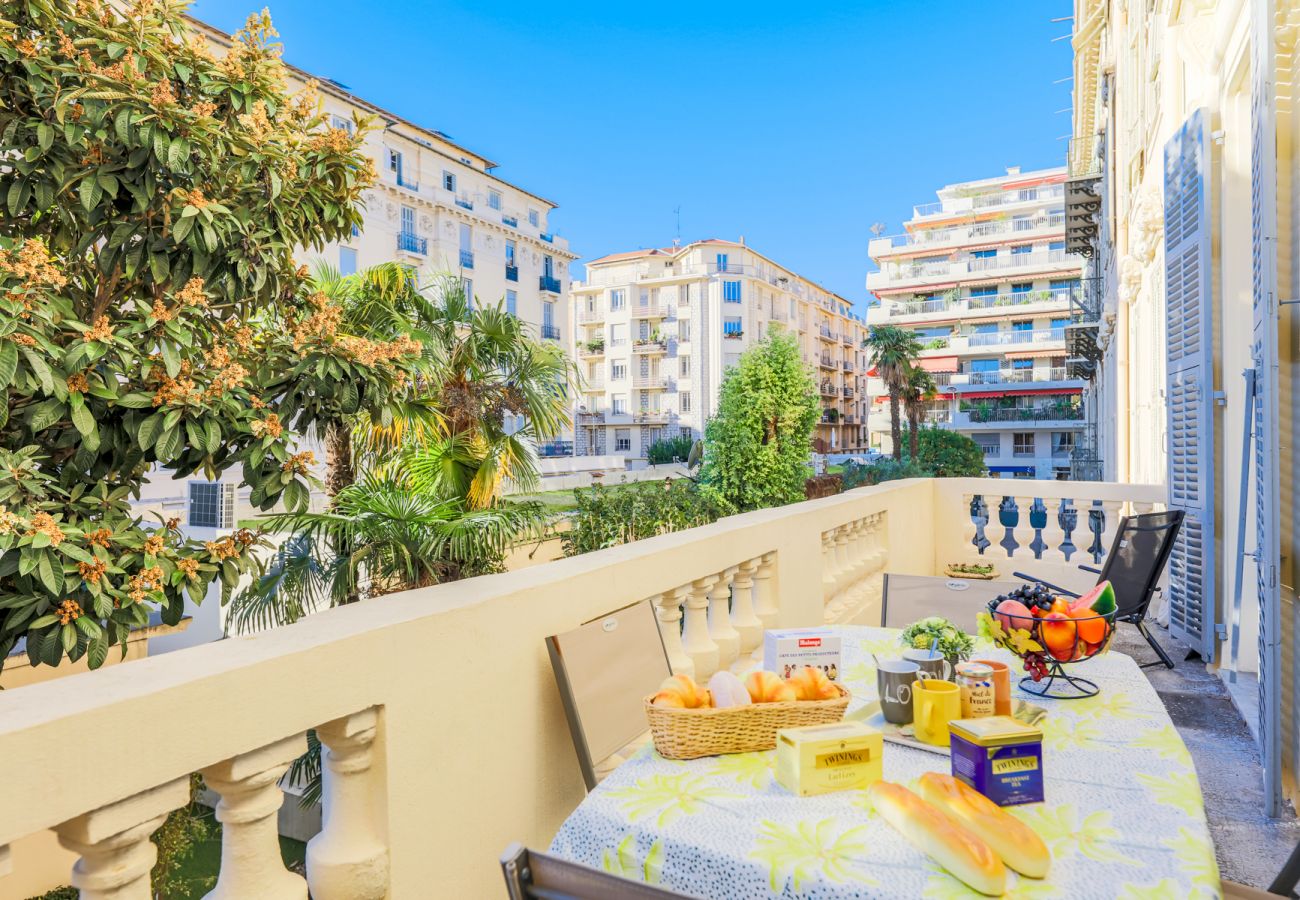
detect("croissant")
(652, 673), (711, 708)
(745, 670), (797, 703)
(786, 665), (839, 701)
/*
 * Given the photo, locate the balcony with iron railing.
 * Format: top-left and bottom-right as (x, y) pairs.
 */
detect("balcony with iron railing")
(459, 249), (474, 269)
(819, 382), (837, 397)
(0, 477), (1169, 897)
(455, 195), (474, 211)
(395, 172), (419, 192)
(955, 402), (1085, 427)
(505, 264), (518, 282)
(869, 287), (1079, 325)
(540, 324), (560, 341)
(396, 231), (427, 255)
(539, 274), (562, 294)
(949, 366), (1072, 387)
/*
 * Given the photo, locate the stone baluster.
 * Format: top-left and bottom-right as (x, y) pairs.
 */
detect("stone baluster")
(1036, 497), (1068, 565)
(1026, 497), (1049, 559)
(821, 531), (839, 603)
(1086, 500), (1108, 563)
(753, 553), (779, 630)
(969, 495), (991, 555)
(307, 710), (388, 900)
(869, 513), (889, 571)
(835, 523), (856, 591)
(730, 560), (763, 653)
(682, 576), (720, 679)
(652, 587), (694, 678)
(54, 778), (190, 900)
(1056, 499), (1079, 561)
(203, 735), (309, 900)
(997, 496), (1021, 558)
(708, 567), (741, 669)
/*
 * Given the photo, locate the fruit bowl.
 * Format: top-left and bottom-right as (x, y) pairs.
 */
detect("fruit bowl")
(977, 581), (1118, 699)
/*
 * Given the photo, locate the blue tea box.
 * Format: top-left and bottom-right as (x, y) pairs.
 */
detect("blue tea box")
(948, 716), (1044, 806)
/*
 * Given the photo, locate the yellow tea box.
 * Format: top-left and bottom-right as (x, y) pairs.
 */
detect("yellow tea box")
(775, 721), (883, 797)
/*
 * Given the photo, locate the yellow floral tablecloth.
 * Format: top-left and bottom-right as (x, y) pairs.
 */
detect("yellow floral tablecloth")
(550, 626), (1221, 899)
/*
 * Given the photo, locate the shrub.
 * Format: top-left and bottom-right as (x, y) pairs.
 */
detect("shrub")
(901, 427), (987, 477)
(859, 458), (932, 485)
(562, 479), (730, 555)
(700, 333), (819, 510)
(646, 434), (693, 465)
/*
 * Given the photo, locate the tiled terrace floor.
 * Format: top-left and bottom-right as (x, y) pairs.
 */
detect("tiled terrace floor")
(1114, 623), (1299, 888)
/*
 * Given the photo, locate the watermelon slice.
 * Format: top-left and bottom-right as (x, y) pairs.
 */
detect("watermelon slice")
(1077, 580), (1116, 616)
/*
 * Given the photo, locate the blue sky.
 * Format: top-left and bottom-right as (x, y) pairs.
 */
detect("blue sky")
(191, 0), (1075, 315)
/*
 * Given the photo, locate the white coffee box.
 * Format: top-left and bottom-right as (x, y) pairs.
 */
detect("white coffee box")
(763, 629), (843, 681)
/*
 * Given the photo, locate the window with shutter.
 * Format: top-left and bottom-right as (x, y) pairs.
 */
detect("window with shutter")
(1163, 108), (1216, 659)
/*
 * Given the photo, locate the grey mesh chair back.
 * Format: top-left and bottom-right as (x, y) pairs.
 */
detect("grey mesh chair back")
(1095, 510), (1184, 622)
(501, 844), (697, 899)
(880, 574), (1022, 633)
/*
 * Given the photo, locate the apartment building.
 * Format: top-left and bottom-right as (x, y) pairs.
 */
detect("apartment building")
(1067, 0), (1300, 809)
(866, 167), (1086, 479)
(191, 18), (577, 347)
(571, 240), (869, 458)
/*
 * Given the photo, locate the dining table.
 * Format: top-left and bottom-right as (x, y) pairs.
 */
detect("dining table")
(549, 625), (1221, 899)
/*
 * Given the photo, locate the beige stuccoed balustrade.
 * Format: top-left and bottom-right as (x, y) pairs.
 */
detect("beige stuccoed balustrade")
(652, 587), (693, 677)
(0, 477), (1164, 898)
(307, 709), (388, 900)
(53, 779), (189, 900)
(708, 568), (742, 669)
(730, 560), (763, 653)
(203, 735), (309, 900)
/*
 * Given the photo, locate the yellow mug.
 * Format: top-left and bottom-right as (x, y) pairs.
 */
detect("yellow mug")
(912, 679), (961, 747)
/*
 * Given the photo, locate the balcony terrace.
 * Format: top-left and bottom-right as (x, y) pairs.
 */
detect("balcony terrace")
(866, 249), (1076, 293)
(868, 212), (1066, 259)
(0, 479), (1165, 896)
(631, 339), (667, 355)
(867, 288), (1076, 325)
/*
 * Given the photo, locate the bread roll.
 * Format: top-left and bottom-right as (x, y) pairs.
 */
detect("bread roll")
(707, 671), (751, 708)
(652, 674), (710, 708)
(868, 781), (1006, 896)
(917, 773), (1050, 878)
(744, 670), (797, 703)
(786, 665), (839, 701)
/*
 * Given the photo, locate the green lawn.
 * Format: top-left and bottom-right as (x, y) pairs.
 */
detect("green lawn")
(508, 487), (582, 514)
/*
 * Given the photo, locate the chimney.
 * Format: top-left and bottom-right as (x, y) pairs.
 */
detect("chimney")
(1006, 165), (1021, 175)
(739, 235), (745, 245)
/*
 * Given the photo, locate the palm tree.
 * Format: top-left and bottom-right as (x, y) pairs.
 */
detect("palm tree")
(864, 325), (922, 460)
(901, 366), (938, 461)
(308, 262), (435, 498)
(355, 276), (577, 509)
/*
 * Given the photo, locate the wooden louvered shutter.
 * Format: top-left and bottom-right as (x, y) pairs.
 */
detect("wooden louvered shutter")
(1250, 0), (1282, 816)
(1163, 108), (1216, 659)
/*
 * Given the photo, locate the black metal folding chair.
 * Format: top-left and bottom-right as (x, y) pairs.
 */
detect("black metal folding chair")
(1013, 510), (1184, 669)
(501, 844), (698, 899)
(1223, 835), (1300, 897)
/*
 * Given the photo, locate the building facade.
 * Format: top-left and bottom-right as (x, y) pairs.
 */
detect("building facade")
(866, 167), (1087, 479)
(1067, 0), (1299, 812)
(571, 240), (869, 458)
(193, 18), (577, 348)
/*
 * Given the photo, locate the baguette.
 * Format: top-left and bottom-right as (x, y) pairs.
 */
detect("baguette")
(868, 781), (1006, 896)
(917, 773), (1050, 878)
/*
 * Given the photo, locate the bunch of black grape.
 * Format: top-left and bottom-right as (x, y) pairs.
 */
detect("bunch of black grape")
(1022, 651), (1050, 681)
(1003, 582), (1054, 612)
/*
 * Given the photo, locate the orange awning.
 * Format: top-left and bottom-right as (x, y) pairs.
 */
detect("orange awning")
(1003, 349), (1064, 360)
(918, 356), (958, 373)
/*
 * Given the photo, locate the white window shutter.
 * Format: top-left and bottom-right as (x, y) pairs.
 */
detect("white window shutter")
(1249, 0), (1282, 817)
(1163, 108), (1216, 659)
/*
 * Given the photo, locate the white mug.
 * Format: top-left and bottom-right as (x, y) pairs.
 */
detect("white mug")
(903, 648), (954, 682)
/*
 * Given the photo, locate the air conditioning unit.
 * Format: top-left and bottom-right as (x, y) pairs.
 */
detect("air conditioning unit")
(188, 481), (236, 529)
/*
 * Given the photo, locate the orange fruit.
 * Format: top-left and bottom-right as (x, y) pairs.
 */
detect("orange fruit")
(1049, 597), (1072, 616)
(1040, 613), (1077, 662)
(1071, 608), (1107, 644)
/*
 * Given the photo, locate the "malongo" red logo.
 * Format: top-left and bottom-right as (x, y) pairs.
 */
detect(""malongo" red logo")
(798, 638), (822, 648)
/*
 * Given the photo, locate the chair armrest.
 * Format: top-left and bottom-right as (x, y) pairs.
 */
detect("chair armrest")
(1077, 564), (1102, 575)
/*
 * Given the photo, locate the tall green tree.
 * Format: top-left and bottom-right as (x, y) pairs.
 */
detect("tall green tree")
(700, 333), (819, 510)
(900, 366), (938, 461)
(0, 5), (423, 668)
(864, 325), (922, 460)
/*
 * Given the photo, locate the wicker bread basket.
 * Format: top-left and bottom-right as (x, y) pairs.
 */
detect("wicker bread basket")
(644, 685), (851, 760)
